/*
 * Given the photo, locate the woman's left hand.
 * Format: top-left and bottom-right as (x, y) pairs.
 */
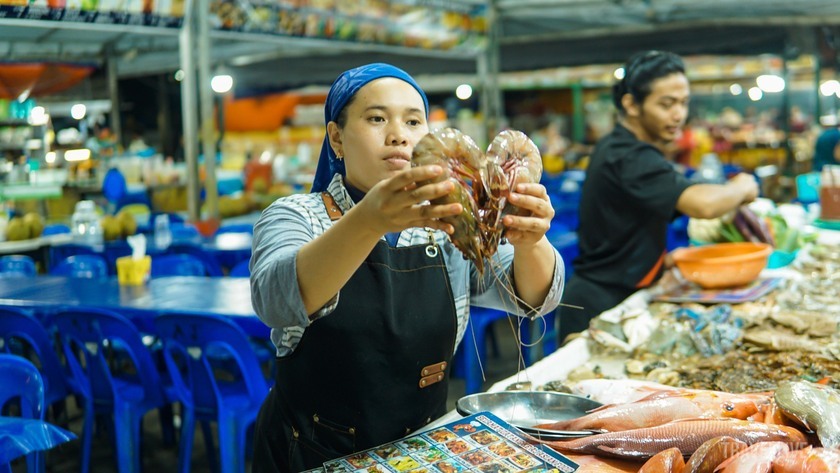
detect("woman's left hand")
(502, 183), (554, 247)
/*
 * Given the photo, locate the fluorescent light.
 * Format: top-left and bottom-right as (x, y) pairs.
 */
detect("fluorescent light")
(71, 104), (87, 120)
(729, 84), (742, 96)
(756, 74), (784, 93)
(211, 74), (233, 94)
(29, 106), (49, 126)
(748, 87), (763, 101)
(45, 152), (56, 164)
(455, 84), (473, 100)
(64, 149), (91, 162)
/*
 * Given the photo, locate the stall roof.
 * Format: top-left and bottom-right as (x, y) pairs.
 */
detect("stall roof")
(0, 0), (838, 92)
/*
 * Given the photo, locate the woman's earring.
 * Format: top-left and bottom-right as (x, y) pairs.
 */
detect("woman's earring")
(336, 154), (343, 160)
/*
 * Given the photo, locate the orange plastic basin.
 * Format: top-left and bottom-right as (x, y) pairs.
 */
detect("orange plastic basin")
(672, 242), (773, 289)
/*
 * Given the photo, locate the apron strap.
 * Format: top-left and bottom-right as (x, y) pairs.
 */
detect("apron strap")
(321, 192), (343, 221)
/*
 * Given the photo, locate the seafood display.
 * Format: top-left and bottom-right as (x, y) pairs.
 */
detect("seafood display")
(411, 128), (542, 274)
(511, 244), (840, 471)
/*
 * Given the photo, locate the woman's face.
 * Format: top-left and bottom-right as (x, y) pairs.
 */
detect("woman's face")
(629, 72), (690, 144)
(329, 78), (428, 192)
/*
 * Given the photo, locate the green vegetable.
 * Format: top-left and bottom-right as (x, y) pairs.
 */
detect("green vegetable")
(719, 222), (745, 242)
(780, 227), (799, 253)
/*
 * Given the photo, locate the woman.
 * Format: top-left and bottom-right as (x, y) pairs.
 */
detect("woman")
(250, 63), (564, 472)
(557, 51), (758, 344)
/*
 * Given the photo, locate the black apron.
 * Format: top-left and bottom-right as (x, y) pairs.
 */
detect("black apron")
(252, 194), (458, 472)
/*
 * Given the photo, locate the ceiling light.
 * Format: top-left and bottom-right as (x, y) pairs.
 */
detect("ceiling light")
(729, 84), (742, 96)
(748, 87), (763, 101)
(756, 75), (784, 93)
(613, 67), (625, 80)
(71, 104), (86, 120)
(455, 84), (472, 100)
(211, 74), (233, 94)
(820, 80), (840, 97)
(64, 149), (91, 162)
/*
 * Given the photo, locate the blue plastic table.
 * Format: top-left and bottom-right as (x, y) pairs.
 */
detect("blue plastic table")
(0, 276), (267, 337)
(50, 232), (252, 274)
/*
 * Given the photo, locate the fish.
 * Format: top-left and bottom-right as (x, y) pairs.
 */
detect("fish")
(712, 441), (788, 472)
(771, 446), (840, 472)
(774, 380), (840, 448)
(637, 447), (685, 473)
(569, 379), (678, 405)
(535, 392), (761, 432)
(539, 419), (807, 460)
(682, 436), (747, 473)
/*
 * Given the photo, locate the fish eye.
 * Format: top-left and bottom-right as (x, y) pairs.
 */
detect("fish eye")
(724, 403), (734, 411)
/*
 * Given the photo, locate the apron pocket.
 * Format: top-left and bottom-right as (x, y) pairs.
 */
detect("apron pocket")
(311, 413), (357, 454)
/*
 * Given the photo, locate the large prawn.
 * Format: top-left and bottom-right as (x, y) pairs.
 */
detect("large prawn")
(411, 128), (542, 275)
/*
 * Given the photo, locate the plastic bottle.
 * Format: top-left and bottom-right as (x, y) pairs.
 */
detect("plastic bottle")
(154, 214), (172, 249)
(71, 200), (103, 245)
(691, 153), (725, 184)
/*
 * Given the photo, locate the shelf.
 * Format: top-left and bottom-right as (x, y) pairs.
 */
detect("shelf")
(0, 119), (30, 127)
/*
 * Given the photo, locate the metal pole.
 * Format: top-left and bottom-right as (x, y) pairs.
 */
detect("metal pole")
(571, 82), (585, 143)
(478, 0), (502, 144)
(179, 0), (200, 221)
(814, 55), (822, 123)
(106, 47), (122, 153)
(198, 0), (219, 222)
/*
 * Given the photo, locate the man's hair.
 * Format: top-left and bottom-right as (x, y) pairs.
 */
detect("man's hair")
(612, 51), (685, 114)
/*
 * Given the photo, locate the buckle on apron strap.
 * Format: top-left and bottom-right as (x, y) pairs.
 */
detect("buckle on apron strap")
(418, 361), (447, 389)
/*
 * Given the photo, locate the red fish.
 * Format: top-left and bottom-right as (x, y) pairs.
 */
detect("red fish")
(540, 419), (807, 461)
(638, 447), (685, 473)
(713, 441), (788, 472)
(771, 446), (840, 472)
(537, 390), (766, 432)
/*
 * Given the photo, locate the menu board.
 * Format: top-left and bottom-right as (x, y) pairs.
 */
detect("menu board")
(313, 412), (578, 473)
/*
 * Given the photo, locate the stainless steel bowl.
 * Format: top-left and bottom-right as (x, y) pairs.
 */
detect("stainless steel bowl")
(455, 391), (603, 439)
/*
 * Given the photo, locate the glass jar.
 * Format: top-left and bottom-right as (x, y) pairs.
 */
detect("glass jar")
(71, 200), (103, 245)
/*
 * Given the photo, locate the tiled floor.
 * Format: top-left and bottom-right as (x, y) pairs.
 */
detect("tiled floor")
(23, 319), (532, 472)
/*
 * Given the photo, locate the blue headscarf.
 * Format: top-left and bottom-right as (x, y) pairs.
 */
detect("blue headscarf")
(311, 63), (429, 192)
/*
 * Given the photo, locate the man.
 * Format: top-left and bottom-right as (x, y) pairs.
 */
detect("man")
(813, 121), (840, 171)
(557, 51), (758, 344)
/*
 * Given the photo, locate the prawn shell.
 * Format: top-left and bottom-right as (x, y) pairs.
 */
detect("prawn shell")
(486, 129), (543, 217)
(411, 128), (486, 271)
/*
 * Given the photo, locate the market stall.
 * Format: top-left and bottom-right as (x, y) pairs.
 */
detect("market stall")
(428, 228), (840, 472)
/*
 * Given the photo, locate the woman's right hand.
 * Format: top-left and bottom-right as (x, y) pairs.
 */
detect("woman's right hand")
(355, 165), (463, 235)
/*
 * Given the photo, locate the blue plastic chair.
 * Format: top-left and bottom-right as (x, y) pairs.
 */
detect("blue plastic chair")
(0, 354), (45, 473)
(48, 308), (174, 473)
(48, 244), (98, 273)
(102, 168), (151, 212)
(154, 314), (270, 473)
(453, 307), (531, 395)
(169, 223), (202, 243)
(151, 254), (207, 278)
(215, 224), (254, 235)
(0, 255), (37, 277)
(167, 243), (224, 276)
(0, 308), (70, 416)
(228, 259), (250, 278)
(50, 255), (108, 279)
(41, 224), (71, 236)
